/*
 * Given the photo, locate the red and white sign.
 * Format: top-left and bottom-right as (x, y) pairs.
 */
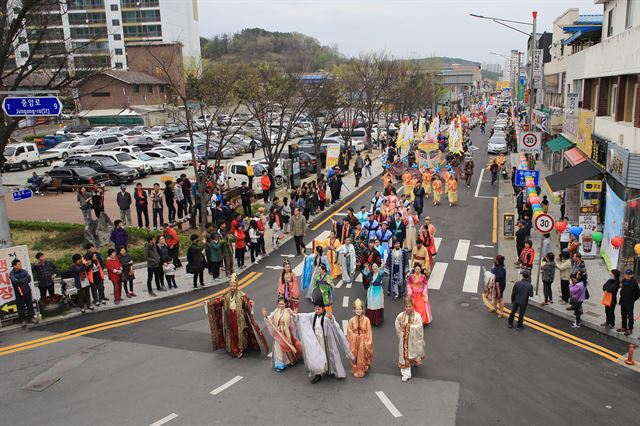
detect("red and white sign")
(534, 213), (555, 233)
(518, 131), (541, 154)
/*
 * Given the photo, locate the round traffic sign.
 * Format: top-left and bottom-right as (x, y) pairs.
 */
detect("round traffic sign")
(534, 213), (555, 233)
(522, 132), (538, 148)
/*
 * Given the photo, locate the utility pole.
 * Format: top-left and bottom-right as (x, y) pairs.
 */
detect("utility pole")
(529, 11), (537, 127)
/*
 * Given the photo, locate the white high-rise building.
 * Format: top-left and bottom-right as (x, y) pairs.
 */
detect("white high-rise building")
(481, 63), (502, 74)
(12, 0), (200, 71)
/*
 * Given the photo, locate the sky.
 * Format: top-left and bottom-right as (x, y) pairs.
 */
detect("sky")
(197, 0), (602, 64)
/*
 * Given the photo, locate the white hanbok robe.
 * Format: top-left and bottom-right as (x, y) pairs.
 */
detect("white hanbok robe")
(297, 312), (353, 378)
(394, 310), (425, 371)
(338, 244), (357, 283)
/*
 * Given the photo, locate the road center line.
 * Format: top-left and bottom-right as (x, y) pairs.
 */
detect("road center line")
(210, 376), (243, 396)
(342, 296), (349, 308)
(375, 391), (402, 418)
(148, 413), (178, 426)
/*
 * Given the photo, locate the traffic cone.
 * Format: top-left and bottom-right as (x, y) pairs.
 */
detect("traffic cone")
(625, 344), (636, 366)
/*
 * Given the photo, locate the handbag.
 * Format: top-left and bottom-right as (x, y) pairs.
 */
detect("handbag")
(601, 291), (612, 307)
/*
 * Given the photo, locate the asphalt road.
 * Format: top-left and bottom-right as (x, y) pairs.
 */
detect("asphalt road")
(2, 122), (640, 426)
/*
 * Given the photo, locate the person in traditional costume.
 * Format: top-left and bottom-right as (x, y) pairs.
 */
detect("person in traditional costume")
(447, 175), (458, 207)
(297, 289), (354, 384)
(338, 237), (357, 285)
(302, 246), (330, 299)
(422, 168), (432, 199)
(411, 238), (431, 276)
(261, 297), (303, 371)
(389, 212), (406, 247)
(386, 238), (410, 299)
(375, 222), (393, 251)
(364, 262), (385, 325)
(353, 223), (367, 267)
(310, 263), (334, 312)
(360, 239), (382, 290)
(363, 212), (380, 241)
(206, 274), (269, 358)
(403, 206), (419, 251)
(407, 264), (432, 325)
(432, 177), (443, 206)
(347, 298), (373, 378)
(318, 231), (342, 279)
(386, 190), (399, 212)
(337, 217), (352, 244)
(395, 296), (425, 382)
(374, 238), (388, 265)
(382, 171), (394, 190)
(278, 260), (300, 312)
(402, 171), (414, 201)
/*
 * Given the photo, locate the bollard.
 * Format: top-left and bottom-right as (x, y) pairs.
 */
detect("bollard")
(625, 344), (636, 366)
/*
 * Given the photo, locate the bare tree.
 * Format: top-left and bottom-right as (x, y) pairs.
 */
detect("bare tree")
(0, 0), (109, 248)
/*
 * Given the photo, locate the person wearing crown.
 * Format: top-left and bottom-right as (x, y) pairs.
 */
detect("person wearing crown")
(395, 296), (425, 382)
(261, 297), (302, 372)
(347, 298), (373, 378)
(278, 260), (300, 312)
(206, 274), (268, 358)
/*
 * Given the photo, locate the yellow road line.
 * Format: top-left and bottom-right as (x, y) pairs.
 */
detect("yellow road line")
(492, 197), (498, 243)
(311, 185), (373, 231)
(0, 272), (261, 357)
(481, 295), (623, 363)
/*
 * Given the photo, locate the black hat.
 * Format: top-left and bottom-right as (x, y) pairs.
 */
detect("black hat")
(311, 288), (325, 308)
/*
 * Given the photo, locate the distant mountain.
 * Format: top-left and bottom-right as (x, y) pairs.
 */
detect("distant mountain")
(200, 28), (344, 71)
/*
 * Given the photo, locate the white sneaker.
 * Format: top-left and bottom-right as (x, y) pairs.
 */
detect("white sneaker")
(401, 376), (409, 382)
(571, 322), (581, 328)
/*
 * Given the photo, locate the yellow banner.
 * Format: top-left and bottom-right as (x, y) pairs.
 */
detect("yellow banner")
(577, 109), (595, 157)
(326, 143), (341, 169)
(496, 81), (510, 91)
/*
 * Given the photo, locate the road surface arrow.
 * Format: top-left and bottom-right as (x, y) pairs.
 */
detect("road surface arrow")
(473, 244), (494, 249)
(471, 255), (493, 260)
(1, 304), (17, 313)
(265, 265), (284, 270)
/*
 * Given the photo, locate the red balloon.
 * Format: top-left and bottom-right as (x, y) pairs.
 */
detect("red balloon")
(529, 196), (540, 205)
(526, 181), (535, 188)
(629, 200), (639, 209)
(555, 222), (567, 233)
(611, 236), (624, 249)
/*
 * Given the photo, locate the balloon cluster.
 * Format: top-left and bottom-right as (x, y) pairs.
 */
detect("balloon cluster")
(524, 175), (543, 218)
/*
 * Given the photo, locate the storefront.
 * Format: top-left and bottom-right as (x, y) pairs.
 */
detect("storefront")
(542, 135), (572, 173)
(604, 141), (640, 277)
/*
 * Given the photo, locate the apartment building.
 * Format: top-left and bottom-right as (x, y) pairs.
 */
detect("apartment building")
(12, 0), (200, 71)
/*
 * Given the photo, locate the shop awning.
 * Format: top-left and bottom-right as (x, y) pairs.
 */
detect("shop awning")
(546, 136), (573, 152)
(563, 147), (587, 166)
(545, 161), (602, 192)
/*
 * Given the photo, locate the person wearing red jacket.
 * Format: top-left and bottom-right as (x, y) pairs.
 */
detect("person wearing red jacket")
(234, 227), (247, 268)
(520, 240), (535, 274)
(162, 223), (182, 268)
(106, 248), (124, 304)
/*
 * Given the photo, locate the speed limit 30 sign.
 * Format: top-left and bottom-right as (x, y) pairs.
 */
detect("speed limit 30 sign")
(518, 131), (541, 154)
(534, 213), (555, 233)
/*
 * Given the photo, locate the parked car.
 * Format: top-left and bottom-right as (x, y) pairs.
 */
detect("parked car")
(94, 151), (150, 177)
(147, 125), (172, 138)
(54, 155), (137, 185)
(130, 152), (170, 173)
(55, 124), (92, 135)
(120, 130), (162, 144)
(297, 136), (350, 166)
(71, 135), (124, 154)
(3, 142), (58, 171)
(105, 126), (130, 134)
(47, 167), (110, 186)
(44, 141), (82, 159)
(224, 161), (284, 194)
(144, 150), (188, 170)
(83, 126), (110, 136)
(151, 146), (192, 163)
(276, 151), (317, 176)
(487, 135), (508, 154)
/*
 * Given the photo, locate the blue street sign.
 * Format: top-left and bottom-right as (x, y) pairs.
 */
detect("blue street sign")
(12, 188), (33, 202)
(515, 170), (540, 187)
(2, 96), (62, 117)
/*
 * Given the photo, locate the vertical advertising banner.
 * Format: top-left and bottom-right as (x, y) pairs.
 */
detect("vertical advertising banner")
(601, 184), (625, 269)
(533, 49), (543, 89)
(576, 109), (595, 157)
(0, 245), (34, 322)
(325, 144), (341, 170)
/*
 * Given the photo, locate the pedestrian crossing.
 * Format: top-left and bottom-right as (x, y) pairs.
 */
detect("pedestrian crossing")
(288, 232), (494, 296)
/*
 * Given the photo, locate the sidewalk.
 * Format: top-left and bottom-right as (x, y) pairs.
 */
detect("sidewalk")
(498, 155), (639, 344)
(0, 150), (386, 336)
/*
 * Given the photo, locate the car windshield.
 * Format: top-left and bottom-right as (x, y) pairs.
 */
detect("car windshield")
(79, 138), (97, 146)
(116, 153), (132, 161)
(156, 150), (177, 158)
(3, 147), (16, 156)
(490, 138), (507, 144)
(136, 153), (152, 161)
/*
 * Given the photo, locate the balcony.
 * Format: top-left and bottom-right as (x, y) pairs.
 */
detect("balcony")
(594, 115), (640, 153)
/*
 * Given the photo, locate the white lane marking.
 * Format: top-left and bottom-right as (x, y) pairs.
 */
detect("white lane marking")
(474, 168), (485, 198)
(267, 352), (272, 358)
(306, 230), (331, 248)
(335, 280), (343, 289)
(292, 259), (305, 276)
(429, 262), (447, 290)
(333, 213), (347, 216)
(149, 413), (179, 426)
(346, 281), (352, 289)
(396, 186), (404, 195)
(210, 376), (243, 396)
(453, 239), (470, 261)
(462, 265), (481, 293)
(376, 391), (403, 418)
(342, 296), (349, 308)
(342, 320), (348, 334)
(434, 237), (442, 252)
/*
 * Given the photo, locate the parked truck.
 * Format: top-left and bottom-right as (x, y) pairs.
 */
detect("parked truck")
(3, 142), (58, 171)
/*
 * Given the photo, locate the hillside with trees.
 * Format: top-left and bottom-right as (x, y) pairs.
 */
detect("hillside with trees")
(200, 28), (344, 71)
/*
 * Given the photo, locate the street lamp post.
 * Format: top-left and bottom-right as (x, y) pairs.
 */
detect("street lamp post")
(471, 11), (537, 126)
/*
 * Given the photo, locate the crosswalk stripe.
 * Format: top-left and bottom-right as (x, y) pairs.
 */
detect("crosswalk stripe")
(435, 237), (442, 252)
(462, 265), (481, 293)
(335, 280), (343, 289)
(342, 320), (348, 334)
(454, 239), (470, 261)
(292, 260), (305, 276)
(342, 296), (349, 307)
(306, 230), (331, 249)
(429, 262), (448, 290)
(346, 281), (352, 289)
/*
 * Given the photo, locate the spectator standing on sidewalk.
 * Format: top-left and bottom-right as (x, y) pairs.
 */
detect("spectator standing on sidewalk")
(541, 233), (553, 259)
(207, 233), (223, 278)
(71, 254), (94, 313)
(571, 253), (587, 278)
(186, 234), (206, 289)
(353, 153), (364, 187)
(91, 184), (105, 218)
(556, 251), (572, 305)
(261, 170), (271, 203)
(162, 223), (182, 268)
(508, 270), (533, 329)
(163, 257), (177, 289)
(165, 181), (176, 223)
(246, 160), (255, 188)
(106, 249), (123, 304)
(569, 273), (586, 328)
(110, 220), (129, 250)
(618, 269), (640, 336)
(134, 183), (149, 229)
(116, 185), (132, 226)
(240, 182), (252, 218)
(364, 155), (372, 177)
(515, 221), (526, 265)
(519, 240), (535, 275)
(10, 259), (38, 327)
(77, 186), (93, 227)
(144, 236), (163, 297)
(291, 207), (307, 255)
(180, 174), (192, 212)
(220, 228), (236, 277)
(118, 247), (135, 297)
(174, 178), (185, 220)
(558, 218), (570, 252)
(490, 255), (507, 317)
(601, 269), (620, 330)
(540, 253), (556, 305)
(151, 183), (164, 229)
(87, 251), (107, 306)
(32, 252), (57, 300)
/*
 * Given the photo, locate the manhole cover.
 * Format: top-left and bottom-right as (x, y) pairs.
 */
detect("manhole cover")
(460, 302), (470, 307)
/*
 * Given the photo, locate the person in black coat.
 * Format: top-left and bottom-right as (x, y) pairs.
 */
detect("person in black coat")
(413, 183), (425, 217)
(618, 269), (640, 335)
(602, 269), (620, 329)
(186, 234), (206, 289)
(389, 212), (406, 246)
(508, 270), (534, 329)
(515, 221), (527, 264)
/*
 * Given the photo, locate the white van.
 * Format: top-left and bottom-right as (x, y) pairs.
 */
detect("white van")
(3, 142), (57, 171)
